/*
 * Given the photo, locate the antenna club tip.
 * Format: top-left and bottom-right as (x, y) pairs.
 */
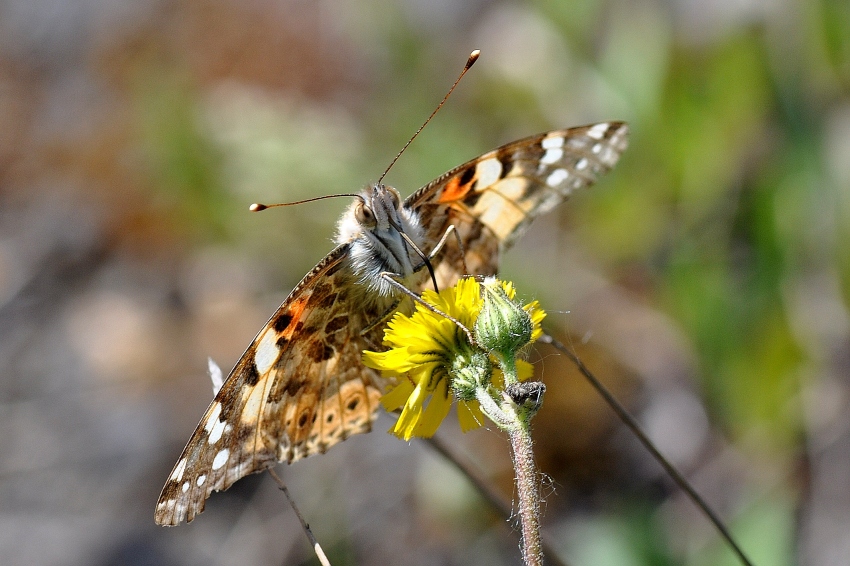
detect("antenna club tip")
(249, 203), (267, 212)
(468, 50), (481, 65)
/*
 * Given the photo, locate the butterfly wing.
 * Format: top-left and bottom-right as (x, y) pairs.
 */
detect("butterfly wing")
(155, 245), (387, 525)
(406, 122), (629, 286)
(156, 122), (628, 526)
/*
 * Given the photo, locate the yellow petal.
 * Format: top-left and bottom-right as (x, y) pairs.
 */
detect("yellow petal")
(381, 379), (415, 412)
(500, 280), (517, 299)
(393, 383), (429, 440)
(457, 400), (484, 432)
(362, 348), (415, 372)
(411, 379), (452, 438)
(524, 300), (547, 341)
(517, 359), (535, 381)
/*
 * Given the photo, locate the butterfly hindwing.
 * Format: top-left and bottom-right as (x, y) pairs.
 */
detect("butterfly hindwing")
(155, 245), (386, 526)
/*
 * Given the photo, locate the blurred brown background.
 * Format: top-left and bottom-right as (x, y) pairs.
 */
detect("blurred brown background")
(2, 0), (849, 565)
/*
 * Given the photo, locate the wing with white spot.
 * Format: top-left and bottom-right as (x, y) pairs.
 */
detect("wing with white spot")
(405, 122), (629, 287)
(155, 244), (387, 526)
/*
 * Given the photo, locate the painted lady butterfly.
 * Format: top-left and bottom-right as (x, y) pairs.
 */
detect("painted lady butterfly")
(155, 121), (629, 525)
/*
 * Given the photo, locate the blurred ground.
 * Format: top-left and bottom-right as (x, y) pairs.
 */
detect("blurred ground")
(1, 0), (849, 565)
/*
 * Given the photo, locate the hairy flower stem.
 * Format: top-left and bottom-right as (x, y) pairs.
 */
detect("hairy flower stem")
(508, 415), (542, 566)
(476, 361), (543, 566)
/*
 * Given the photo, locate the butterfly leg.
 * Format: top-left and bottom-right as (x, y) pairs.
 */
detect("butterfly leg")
(378, 272), (475, 345)
(413, 224), (469, 281)
(429, 224), (469, 275)
(359, 297), (402, 336)
(360, 271), (456, 338)
(426, 224), (456, 259)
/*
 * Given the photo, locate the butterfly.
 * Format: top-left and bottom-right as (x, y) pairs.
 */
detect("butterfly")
(155, 121), (629, 526)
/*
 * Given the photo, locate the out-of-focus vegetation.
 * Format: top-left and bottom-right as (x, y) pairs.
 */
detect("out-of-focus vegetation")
(1, 1), (848, 565)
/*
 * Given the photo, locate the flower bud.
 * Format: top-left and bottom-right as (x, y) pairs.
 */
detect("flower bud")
(474, 278), (533, 357)
(450, 348), (492, 401)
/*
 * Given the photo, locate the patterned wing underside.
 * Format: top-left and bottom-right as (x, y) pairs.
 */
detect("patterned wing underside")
(407, 122), (629, 288)
(155, 245), (387, 525)
(156, 121), (628, 526)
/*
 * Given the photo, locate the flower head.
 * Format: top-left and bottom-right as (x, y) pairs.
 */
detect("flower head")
(363, 277), (545, 440)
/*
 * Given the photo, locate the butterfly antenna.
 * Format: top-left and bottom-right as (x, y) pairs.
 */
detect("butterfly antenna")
(377, 49), (480, 185)
(250, 193), (362, 211)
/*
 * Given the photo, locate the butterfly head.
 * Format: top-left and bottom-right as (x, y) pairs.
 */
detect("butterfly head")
(336, 183), (425, 296)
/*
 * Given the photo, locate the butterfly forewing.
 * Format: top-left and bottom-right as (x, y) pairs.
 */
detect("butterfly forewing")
(155, 245), (386, 525)
(155, 121), (629, 526)
(408, 122), (628, 289)
(411, 122), (628, 250)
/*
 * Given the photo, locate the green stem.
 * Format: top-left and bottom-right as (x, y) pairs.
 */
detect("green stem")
(480, 358), (543, 566)
(474, 386), (513, 430)
(498, 355), (519, 387)
(507, 410), (543, 566)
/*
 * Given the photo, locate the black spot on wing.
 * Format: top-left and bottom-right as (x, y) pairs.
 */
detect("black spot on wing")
(317, 293), (338, 309)
(297, 411), (310, 429)
(307, 341), (335, 362)
(284, 377), (307, 397)
(236, 424), (254, 443)
(496, 151), (514, 176)
(218, 389), (240, 424)
(244, 361), (260, 386)
(273, 313), (293, 332)
(313, 282), (333, 298)
(463, 189), (483, 208)
(324, 315), (349, 334)
(459, 165), (475, 186)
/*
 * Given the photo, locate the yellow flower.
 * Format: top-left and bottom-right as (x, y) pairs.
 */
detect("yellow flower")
(362, 277), (545, 441)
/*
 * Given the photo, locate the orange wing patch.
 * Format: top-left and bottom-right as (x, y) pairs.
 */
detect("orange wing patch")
(155, 244), (389, 526)
(438, 166), (477, 203)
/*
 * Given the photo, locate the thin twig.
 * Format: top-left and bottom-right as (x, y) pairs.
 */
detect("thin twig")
(539, 333), (754, 566)
(267, 469), (332, 566)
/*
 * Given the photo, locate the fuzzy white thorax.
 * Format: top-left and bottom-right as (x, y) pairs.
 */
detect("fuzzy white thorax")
(335, 184), (426, 298)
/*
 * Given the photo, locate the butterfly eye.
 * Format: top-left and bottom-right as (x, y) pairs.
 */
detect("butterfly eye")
(355, 202), (377, 227)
